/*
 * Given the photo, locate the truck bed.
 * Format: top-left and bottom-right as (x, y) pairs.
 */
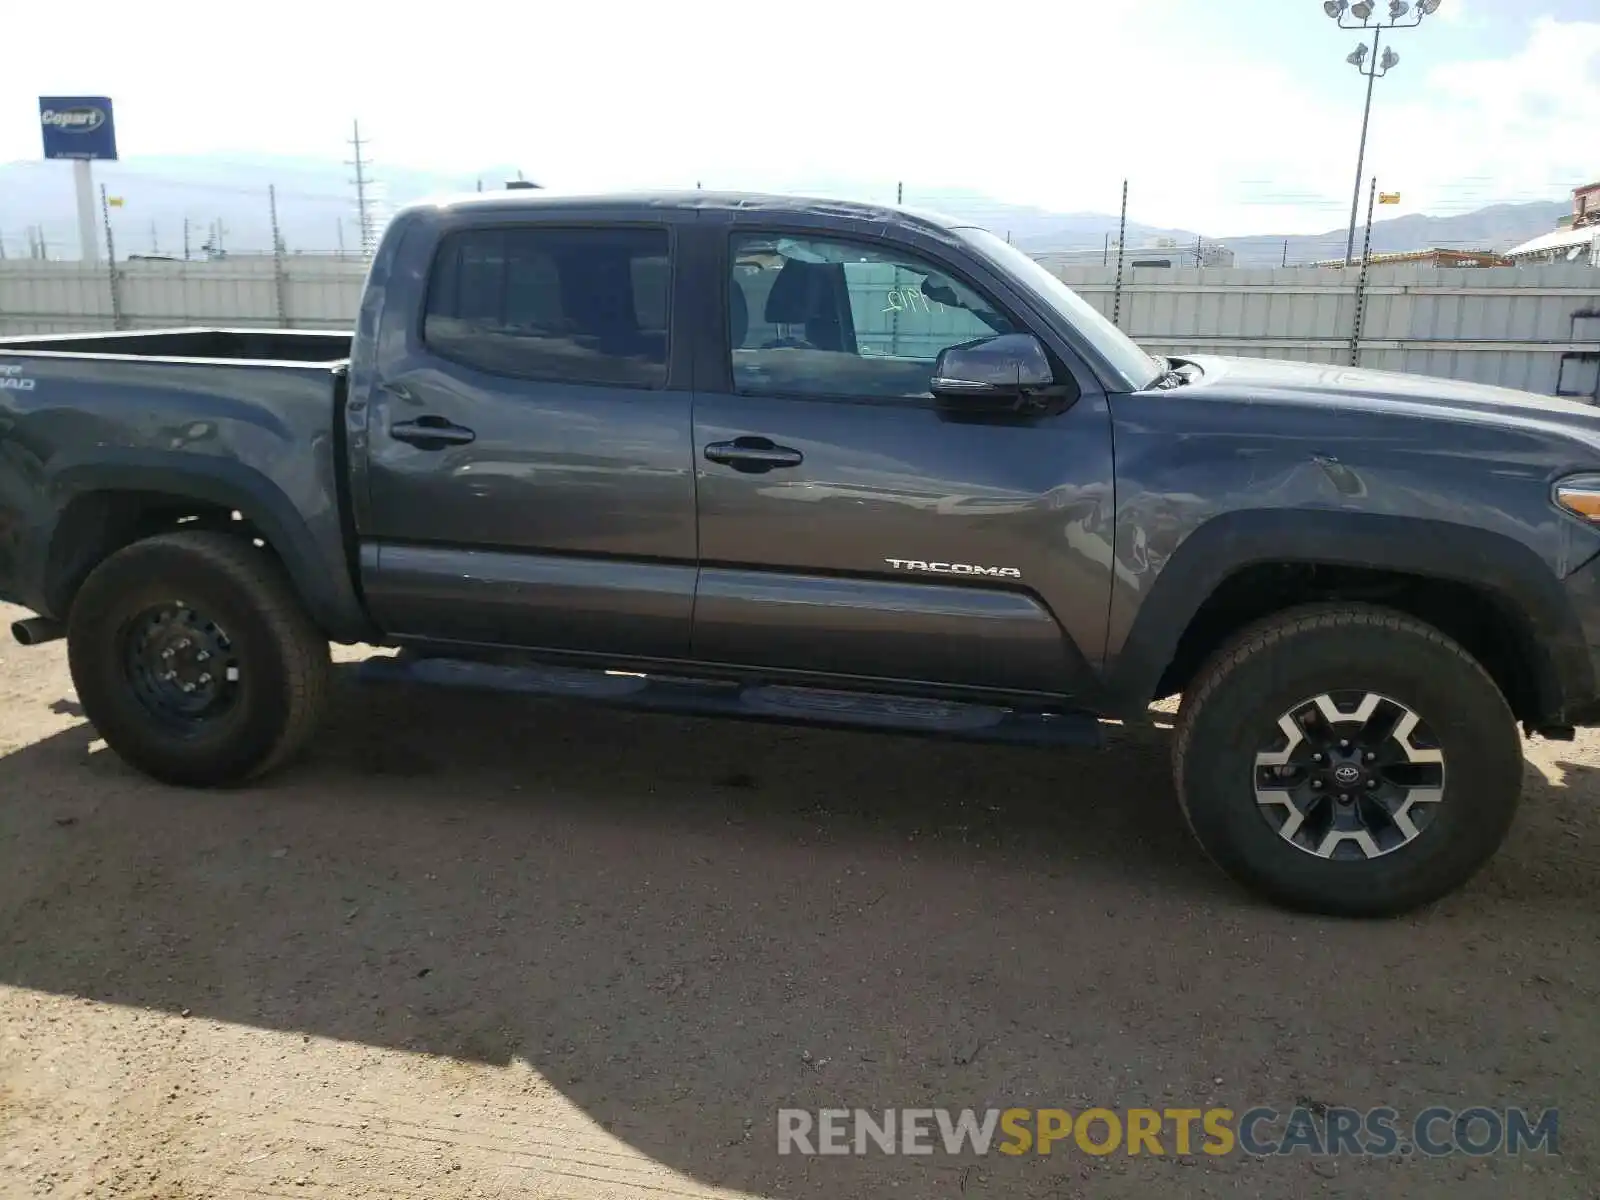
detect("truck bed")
(0, 327), (351, 364)
(0, 326), (366, 642)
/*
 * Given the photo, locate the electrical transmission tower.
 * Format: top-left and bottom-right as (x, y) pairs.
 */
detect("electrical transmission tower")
(346, 120), (384, 259)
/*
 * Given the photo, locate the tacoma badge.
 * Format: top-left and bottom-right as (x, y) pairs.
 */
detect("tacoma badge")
(884, 559), (1022, 579)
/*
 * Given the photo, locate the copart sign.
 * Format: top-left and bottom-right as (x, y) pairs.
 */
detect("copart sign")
(39, 96), (119, 161)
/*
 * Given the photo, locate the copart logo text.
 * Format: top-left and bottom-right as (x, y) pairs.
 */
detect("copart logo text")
(40, 107), (106, 132)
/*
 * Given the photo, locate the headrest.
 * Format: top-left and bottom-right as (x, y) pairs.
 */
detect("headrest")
(764, 260), (824, 324)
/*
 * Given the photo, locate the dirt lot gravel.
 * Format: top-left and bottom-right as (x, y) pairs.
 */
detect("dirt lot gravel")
(1, 600), (1596, 1199)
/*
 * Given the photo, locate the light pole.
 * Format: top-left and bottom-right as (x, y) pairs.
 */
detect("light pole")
(1323, 0), (1442, 266)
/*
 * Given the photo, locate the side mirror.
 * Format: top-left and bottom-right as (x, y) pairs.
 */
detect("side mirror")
(931, 333), (1054, 408)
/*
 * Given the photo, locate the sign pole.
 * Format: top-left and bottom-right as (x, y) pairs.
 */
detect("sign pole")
(73, 159), (100, 264)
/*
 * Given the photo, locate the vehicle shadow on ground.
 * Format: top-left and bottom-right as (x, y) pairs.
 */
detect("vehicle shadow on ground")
(2, 667), (1596, 1197)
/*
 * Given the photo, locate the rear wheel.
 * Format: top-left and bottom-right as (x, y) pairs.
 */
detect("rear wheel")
(1173, 604), (1523, 916)
(67, 531), (330, 787)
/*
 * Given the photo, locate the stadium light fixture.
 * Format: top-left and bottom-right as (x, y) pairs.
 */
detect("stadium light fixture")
(1323, 0), (1438, 267)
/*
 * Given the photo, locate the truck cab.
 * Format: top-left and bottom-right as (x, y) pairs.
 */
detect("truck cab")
(351, 193), (1141, 700)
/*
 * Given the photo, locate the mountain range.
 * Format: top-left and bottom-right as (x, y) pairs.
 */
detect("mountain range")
(993, 197), (1569, 265)
(0, 156), (1570, 267)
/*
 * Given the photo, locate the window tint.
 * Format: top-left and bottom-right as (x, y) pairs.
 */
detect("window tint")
(728, 234), (1015, 400)
(425, 227), (670, 387)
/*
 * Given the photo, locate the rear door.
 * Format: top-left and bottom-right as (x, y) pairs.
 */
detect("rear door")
(359, 215), (698, 657)
(688, 223), (1116, 699)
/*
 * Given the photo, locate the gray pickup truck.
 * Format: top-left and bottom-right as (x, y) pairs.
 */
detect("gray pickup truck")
(5, 190), (1600, 916)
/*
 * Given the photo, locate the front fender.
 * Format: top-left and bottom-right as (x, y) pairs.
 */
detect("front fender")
(1100, 508), (1595, 721)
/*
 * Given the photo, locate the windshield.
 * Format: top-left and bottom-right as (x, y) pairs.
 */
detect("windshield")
(956, 227), (1164, 391)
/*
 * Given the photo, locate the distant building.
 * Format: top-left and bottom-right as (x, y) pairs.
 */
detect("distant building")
(1573, 180), (1600, 228)
(1506, 226), (1600, 265)
(1033, 238), (1235, 270)
(1506, 178), (1600, 265)
(1312, 248), (1510, 269)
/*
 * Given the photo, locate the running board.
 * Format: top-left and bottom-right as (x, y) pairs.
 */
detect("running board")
(357, 656), (1105, 749)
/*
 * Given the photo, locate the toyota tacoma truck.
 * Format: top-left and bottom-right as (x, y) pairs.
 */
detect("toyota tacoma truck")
(4, 190), (1600, 917)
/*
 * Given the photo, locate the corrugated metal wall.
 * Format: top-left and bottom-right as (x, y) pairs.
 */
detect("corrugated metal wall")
(2, 258), (1597, 398)
(1055, 264), (1600, 397)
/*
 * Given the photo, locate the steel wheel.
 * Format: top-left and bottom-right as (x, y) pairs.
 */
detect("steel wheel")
(119, 601), (242, 734)
(1253, 690), (1445, 860)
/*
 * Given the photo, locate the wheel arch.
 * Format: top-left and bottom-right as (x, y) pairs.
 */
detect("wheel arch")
(45, 455), (371, 642)
(1105, 509), (1592, 727)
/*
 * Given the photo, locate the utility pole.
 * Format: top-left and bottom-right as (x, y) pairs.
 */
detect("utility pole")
(101, 183), (125, 330)
(99, 184), (117, 263)
(1350, 175), (1379, 365)
(183, 218), (191, 261)
(269, 184), (284, 254)
(1112, 179), (1129, 329)
(1321, 0), (1442, 266)
(347, 119), (376, 258)
(149, 221), (159, 255)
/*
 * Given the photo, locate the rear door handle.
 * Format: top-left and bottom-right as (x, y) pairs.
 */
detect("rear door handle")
(390, 415), (476, 449)
(704, 436), (804, 473)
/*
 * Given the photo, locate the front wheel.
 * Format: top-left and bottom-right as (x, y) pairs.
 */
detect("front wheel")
(1173, 604), (1524, 917)
(67, 531), (330, 787)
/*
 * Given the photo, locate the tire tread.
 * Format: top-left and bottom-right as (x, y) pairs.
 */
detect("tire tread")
(1170, 602), (1519, 915)
(69, 530), (329, 784)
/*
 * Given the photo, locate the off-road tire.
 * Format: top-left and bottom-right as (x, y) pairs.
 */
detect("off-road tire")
(67, 531), (330, 787)
(1173, 603), (1523, 916)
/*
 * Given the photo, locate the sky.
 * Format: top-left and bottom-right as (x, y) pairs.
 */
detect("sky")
(3, 0), (1597, 236)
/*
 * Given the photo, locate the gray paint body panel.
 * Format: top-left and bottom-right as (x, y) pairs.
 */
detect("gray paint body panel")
(694, 568), (1071, 695)
(366, 545), (696, 655)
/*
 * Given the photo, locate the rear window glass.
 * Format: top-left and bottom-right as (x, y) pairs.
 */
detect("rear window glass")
(424, 227), (670, 388)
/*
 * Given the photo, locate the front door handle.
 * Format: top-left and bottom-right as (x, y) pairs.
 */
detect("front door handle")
(704, 436), (804, 474)
(390, 415), (476, 449)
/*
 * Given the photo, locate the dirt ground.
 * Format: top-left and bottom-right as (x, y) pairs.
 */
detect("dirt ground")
(0, 601), (1595, 1199)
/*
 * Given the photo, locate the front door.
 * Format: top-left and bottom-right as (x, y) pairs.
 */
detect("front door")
(691, 228), (1116, 699)
(361, 220), (697, 657)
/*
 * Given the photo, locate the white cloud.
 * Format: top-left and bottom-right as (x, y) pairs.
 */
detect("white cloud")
(1369, 18), (1600, 213)
(0, 2), (1589, 236)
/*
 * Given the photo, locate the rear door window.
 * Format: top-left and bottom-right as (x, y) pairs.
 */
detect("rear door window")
(424, 227), (670, 388)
